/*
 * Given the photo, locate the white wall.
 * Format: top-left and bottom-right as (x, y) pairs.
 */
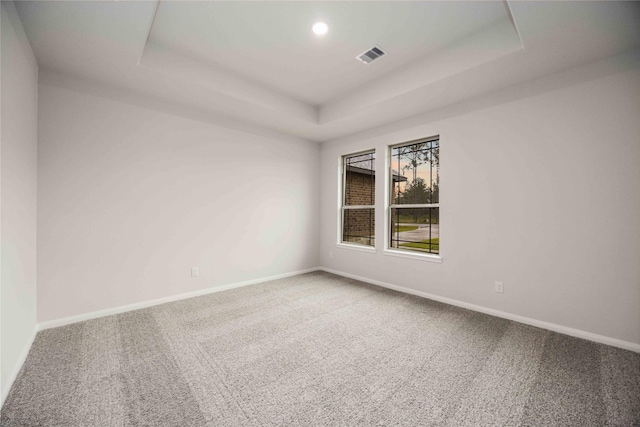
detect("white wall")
(320, 53), (640, 347)
(37, 74), (320, 323)
(0, 1), (39, 403)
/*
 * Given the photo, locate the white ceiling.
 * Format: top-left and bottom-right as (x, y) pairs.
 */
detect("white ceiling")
(150, 1), (508, 105)
(14, 1), (640, 142)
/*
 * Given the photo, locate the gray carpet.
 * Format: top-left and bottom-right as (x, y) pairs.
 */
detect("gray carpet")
(1, 271), (639, 426)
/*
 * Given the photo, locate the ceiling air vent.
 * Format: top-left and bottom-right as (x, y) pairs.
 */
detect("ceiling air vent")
(356, 46), (386, 64)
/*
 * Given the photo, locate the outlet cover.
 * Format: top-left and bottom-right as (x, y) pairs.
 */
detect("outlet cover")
(191, 267), (199, 277)
(495, 281), (504, 293)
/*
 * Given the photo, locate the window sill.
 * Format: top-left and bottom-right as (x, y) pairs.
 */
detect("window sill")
(336, 242), (377, 254)
(383, 249), (442, 263)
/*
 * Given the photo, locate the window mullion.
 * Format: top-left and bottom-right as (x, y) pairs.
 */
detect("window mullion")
(389, 203), (439, 209)
(344, 205), (375, 210)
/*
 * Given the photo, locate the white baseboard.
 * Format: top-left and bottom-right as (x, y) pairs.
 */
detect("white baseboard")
(30, 264), (640, 352)
(319, 267), (640, 353)
(1, 326), (38, 408)
(38, 267), (321, 331)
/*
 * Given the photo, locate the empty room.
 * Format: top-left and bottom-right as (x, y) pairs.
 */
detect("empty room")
(1, 1), (639, 425)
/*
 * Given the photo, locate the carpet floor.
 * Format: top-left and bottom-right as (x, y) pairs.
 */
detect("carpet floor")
(1, 271), (639, 426)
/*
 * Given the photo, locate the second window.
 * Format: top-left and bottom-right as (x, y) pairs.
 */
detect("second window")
(342, 151), (376, 247)
(389, 137), (440, 255)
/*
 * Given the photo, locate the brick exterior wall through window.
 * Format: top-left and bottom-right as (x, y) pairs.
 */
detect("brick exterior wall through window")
(343, 170), (375, 245)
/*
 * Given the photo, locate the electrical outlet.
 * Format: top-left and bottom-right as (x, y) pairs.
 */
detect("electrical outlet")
(191, 267), (199, 277)
(495, 281), (504, 293)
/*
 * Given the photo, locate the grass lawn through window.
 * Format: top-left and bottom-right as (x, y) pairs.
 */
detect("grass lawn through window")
(400, 238), (439, 252)
(394, 225), (419, 233)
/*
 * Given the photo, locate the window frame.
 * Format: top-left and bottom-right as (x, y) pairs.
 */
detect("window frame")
(384, 136), (441, 262)
(338, 149), (377, 251)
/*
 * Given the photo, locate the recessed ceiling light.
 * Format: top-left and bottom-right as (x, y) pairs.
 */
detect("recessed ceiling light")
(312, 21), (328, 36)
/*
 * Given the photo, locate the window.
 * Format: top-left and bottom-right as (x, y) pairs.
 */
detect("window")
(389, 137), (439, 255)
(341, 151), (375, 247)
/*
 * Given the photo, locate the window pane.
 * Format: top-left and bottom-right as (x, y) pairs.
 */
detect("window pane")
(344, 152), (375, 206)
(390, 207), (439, 254)
(391, 140), (439, 205)
(343, 208), (375, 246)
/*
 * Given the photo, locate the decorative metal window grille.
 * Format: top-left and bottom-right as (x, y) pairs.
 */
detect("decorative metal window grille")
(389, 137), (440, 254)
(341, 151), (375, 247)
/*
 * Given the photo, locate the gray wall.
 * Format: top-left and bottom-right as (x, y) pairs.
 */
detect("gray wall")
(1, 1), (38, 403)
(37, 73), (320, 322)
(320, 53), (640, 346)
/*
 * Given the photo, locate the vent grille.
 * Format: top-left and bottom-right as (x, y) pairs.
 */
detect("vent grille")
(356, 46), (385, 64)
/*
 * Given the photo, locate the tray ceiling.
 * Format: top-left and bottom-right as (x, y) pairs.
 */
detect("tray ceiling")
(14, 1), (640, 142)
